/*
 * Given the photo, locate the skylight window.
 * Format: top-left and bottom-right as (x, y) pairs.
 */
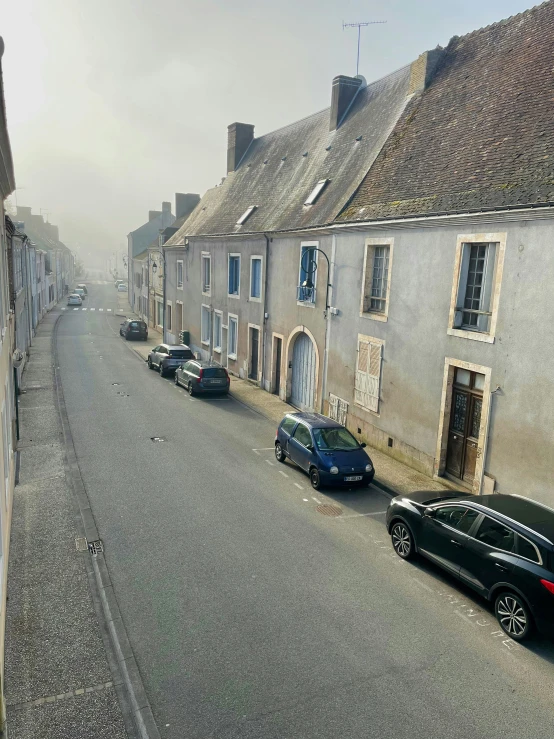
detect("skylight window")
(304, 179), (329, 206)
(237, 206), (257, 226)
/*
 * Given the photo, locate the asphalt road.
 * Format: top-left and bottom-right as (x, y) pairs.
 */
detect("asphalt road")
(56, 280), (554, 739)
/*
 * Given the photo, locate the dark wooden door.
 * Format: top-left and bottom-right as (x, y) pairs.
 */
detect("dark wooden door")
(446, 371), (483, 485)
(274, 338), (282, 394)
(250, 328), (259, 379)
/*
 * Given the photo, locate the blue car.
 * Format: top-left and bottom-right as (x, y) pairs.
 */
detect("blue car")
(275, 412), (375, 490)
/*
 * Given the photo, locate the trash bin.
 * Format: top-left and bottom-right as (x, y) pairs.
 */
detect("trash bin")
(179, 330), (190, 346)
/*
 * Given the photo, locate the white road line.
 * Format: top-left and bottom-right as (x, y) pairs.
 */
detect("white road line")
(90, 308), (96, 311)
(61, 307), (66, 310)
(279, 470), (288, 478)
(252, 450), (261, 456)
(311, 496), (321, 504)
(99, 308), (104, 312)
(73, 308), (79, 311)
(107, 309), (112, 312)
(82, 308), (87, 311)
(252, 447), (274, 451)
(338, 511), (388, 519)
(303, 498), (309, 502)
(294, 483), (303, 490)
(265, 460), (274, 466)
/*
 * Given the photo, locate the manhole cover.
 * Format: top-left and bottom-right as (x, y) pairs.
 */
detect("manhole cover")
(316, 504), (343, 517)
(75, 537), (88, 551)
(151, 437), (166, 442)
(88, 540), (104, 555)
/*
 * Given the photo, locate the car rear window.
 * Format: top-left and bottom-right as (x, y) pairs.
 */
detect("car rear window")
(169, 349), (194, 359)
(130, 322), (146, 329)
(202, 368), (226, 378)
(280, 417), (297, 435)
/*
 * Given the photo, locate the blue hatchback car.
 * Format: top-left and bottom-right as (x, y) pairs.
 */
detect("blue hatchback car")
(275, 412), (375, 490)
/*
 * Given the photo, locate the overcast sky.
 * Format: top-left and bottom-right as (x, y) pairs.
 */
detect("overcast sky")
(2, 0), (537, 259)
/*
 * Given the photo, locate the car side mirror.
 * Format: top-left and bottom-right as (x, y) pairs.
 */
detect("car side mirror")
(424, 508), (436, 518)
(306, 444), (314, 452)
(360, 442), (367, 448)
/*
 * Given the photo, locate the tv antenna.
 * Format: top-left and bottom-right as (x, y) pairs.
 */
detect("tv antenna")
(343, 20), (387, 77)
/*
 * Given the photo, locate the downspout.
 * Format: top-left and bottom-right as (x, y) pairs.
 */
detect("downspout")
(320, 234), (336, 413)
(478, 385), (499, 495)
(261, 234), (270, 390)
(162, 247), (166, 343)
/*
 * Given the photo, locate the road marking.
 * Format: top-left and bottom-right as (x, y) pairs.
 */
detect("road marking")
(252, 450), (261, 456)
(90, 308), (96, 311)
(107, 309), (112, 312)
(311, 496), (321, 504)
(294, 483), (303, 490)
(265, 460), (274, 466)
(253, 447), (274, 451)
(99, 308), (104, 312)
(61, 307), (66, 310)
(73, 308), (79, 311)
(279, 470), (288, 478)
(82, 307), (87, 311)
(338, 510), (387, 519)
(303, 498), (309, 502)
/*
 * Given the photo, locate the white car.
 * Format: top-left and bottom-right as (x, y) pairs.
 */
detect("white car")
(67, 294), (82, 305)
(117, 283), (128, 292)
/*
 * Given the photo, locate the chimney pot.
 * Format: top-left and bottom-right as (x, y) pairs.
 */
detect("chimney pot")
(227, 122), (254, 173)
(329, 75), (363, 131)
(408, 48), (445, 95)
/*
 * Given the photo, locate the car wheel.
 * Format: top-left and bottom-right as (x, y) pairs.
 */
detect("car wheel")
(391, 521), (415, 560)
(310, 468), (321, 490)
(275, 442), (286, 463)
(188, 382), (195, 396)
(147, 357), (153, 370)
(174, 374), (179, 386)
(495, 592), (533, 641)
(124, 334), (129, 341)
(159, 363), (165, 377)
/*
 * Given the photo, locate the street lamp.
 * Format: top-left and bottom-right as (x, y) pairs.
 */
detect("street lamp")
(300, 247), (332, 315)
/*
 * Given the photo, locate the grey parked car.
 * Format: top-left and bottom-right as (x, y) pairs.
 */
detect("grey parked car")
(147, 344), (194, 377)
(174, 360), (230, 396)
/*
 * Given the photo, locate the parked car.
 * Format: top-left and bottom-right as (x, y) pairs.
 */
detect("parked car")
(147, 344), (194, 376)
(119, 319), (148, 341)
(175, 360), (230, 396)
(386, 491), (554, 641)
(76, 283), (88, 295)
(114, 279), (125, 288)
(117, 283), (128, 292)
(67, 293), (82, 306)
(74, 287), (86, 301)
(275, 412), (374, 490)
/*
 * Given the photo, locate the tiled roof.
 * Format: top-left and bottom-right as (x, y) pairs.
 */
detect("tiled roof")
(339, 1), (554, 222)
(166, 66), (411, 242)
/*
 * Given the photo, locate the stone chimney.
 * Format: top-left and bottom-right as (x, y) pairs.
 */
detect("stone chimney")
(329, 75), (363, 131)
(227, 123), (254, 173)
(408, 48), (445, 95)
(149, 210), (162, 221)
(175, 193), (201, 220)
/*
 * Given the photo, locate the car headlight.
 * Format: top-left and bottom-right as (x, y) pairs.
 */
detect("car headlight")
(365, 463), (373, 473)
(329, 466), (339, 475)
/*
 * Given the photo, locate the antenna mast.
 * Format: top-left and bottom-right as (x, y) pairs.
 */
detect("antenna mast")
(343, 20), (387, 77)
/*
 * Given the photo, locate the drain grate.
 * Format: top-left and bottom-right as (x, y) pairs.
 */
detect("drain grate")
(316, 504), (343, 517)
(150, 436), (166, 442)
(75, 537), (88, 552)
(88, 540), (104, 555)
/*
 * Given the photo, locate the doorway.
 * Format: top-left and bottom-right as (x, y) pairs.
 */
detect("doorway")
(273, 337), (282, 395)
(290, 332), (316, 411)
(249, 327), (259, 380)
(445, 368), (484, 486)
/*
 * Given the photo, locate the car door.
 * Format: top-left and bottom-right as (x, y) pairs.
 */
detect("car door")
(460, 515), (517, 595)
(288, 423), (315, 472)
(156, 346), (168, 367)
(418, 505), (481, 578)
(151, 346), (161, 364)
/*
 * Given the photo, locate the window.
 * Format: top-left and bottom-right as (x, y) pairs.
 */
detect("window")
(475, 517), (515, 552)
(434, 506), (480, 534)
(177, 260), (183, 289)
(166, 303), (172, 331)
(297, 244), (317, 303)
(213, 312), (222, 352)
(228, 255), (240, 297)
(201, 254), (210, 294)
(517, 536), (541, 564)
(228, 315), (238, 358)
(201, 305), (210, 345)
(280, 417), (297, 436)
(361, 239), (393, 320)
(14, 241), (23, 293)
(354, 335), (383, 413)
(250, 257), (262, 300)
(237, 206), (257, 226)
(293, 424), (312, 448)
(156, 301), (163, 326)
(304, 179), (329, 205)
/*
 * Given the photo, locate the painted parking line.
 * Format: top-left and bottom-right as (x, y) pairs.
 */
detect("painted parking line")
(253, 448), (275, 452)
(338, 511), (388, 519)
(311, 496), (322, 504)
(90, 308), (95, 311)
(73, 308), (79, 311)
(265, 460), (274, 467)
(99, 308), (104, 312)
(279, 470), (289, 478)
(107, 309), (112, 312)
(294, 483), (304, 490)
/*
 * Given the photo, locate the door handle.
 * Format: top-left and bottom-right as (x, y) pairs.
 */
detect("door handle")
(450, 539), (462, 547)
(495, 563), (508, 572)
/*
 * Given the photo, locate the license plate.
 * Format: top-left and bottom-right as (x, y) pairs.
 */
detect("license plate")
(208, 379), (223, 384)
(344, 475), (362, 482)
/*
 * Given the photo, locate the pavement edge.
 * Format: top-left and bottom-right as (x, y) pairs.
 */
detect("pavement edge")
(51, 311), (161, 739)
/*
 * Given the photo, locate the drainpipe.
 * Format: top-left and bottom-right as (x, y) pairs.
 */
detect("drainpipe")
(261, 234), (270, 390)
(320, 234), (336, 413)
(162, 248), (166, 343)
(478, 385), (500, 495)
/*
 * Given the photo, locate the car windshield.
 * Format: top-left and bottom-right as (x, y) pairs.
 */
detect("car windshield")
(202, 368), (226, 378)
(169, 349), (194, 359)
(313, 427), (360, 451)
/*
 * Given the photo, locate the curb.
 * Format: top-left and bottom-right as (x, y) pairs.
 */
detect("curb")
(52, 313), (160, 739)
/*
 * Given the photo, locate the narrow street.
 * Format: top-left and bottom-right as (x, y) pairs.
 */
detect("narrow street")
(54, 281), (554, 739)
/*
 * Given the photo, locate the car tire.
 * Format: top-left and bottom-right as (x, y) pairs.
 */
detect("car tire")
(275, 442), (286, 463)
(174, 374), (179, 386)
(310, 467), (321, 490)
(390, 520), (416, 560)
(495, 591), (533, 641)
(188, 382), (195, 396)
(159, 363), (165, 377)
(147, 357), (153, 370)
(124, 334), (129, 341)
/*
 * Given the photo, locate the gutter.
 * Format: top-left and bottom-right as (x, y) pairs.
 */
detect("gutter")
(261, 234), (270, 389)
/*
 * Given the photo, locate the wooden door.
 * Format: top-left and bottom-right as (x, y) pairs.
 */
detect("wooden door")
(250, 328), (259, 380)
(274, 338), (282, 394)
(445, 370), (484, 485)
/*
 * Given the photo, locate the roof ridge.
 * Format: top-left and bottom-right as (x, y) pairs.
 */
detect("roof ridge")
(447, 0), (551, 46)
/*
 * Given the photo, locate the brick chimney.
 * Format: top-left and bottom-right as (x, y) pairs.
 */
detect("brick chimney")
(175, 193), (200, 220)
(149, 210), (162, 221)
(408, 48), (445, 95)
(227, 123), (254, 173)
(329, 75), (363, 131)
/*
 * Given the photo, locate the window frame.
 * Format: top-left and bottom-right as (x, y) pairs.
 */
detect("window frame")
(213, 310), (223, 353)
(297, 241), (318, 306)
(228, 313), (238, 359)
(200, 304), (211, 346)
(177, 259), (184, 290)
(360, 237), (394, 322)
(447, 232), (506, 344)
(201, 253), (211, 296)
(250, 255), (263, 302)
(432, 505), (481, 535)
(292, 423), (313, 448)
(304, 179), (329, 206)
(472, 515), (517, 554)
(237, 206), (257, 226)
(228, 254), (241, 299)
(166, 301), (172, 332)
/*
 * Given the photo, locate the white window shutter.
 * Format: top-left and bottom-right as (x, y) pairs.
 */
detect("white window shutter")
(454, 243), (471, 328)
(355, 340), (382, 413)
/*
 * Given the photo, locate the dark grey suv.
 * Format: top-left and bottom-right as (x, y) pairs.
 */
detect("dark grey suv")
(174, 360), (230, 396)
(147, 344), (194, 377)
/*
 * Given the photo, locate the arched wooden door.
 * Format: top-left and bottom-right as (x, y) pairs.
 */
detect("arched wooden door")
(291, 332), (316, 411)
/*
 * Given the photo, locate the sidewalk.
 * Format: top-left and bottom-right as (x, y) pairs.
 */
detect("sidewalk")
(5, 311), (132, 738)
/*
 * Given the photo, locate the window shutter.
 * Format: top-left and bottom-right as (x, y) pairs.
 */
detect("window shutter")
(355, 340), (382, 412)
(477, 243), (496, 332)
(454, 243), (471, 328)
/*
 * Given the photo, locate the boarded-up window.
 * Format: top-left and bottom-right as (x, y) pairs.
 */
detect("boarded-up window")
(328, 394), (348, 426)
(355, 337), (382, 413)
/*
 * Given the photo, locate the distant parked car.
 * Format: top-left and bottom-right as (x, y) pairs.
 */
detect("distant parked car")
(117, 283), (128, 292)
(175, 360), (230, 396)
(275, 412), (374, 490)
(76, 283), (88, 295)
(147, 344), (195, 376)
(386, 491), (554, 641)
(119, 319), (148, 341)
(114, 279), (125, 288)
(73, 288), (86, 301)
(67, 294), (82, 306)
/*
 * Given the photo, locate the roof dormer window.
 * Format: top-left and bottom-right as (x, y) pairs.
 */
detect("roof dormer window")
(237, 206), (257, 226)
(304, 179), (329, 206)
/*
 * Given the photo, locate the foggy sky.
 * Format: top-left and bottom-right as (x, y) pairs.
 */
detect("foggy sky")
(1, 0), (537, 260)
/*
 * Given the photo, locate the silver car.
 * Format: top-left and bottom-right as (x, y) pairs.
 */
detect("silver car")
(147, 344), (195, 377)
